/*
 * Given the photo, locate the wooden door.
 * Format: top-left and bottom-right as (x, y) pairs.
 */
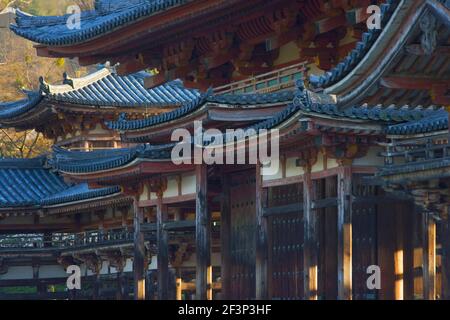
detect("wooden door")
(267, 183), (303, 299)
(229, 170), (256, 299)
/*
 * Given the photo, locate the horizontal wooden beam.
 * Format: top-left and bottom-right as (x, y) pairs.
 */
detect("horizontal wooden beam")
(381, 76), (449, 90)
(312, 197), (338, 209)
(262, 203), (302, 216)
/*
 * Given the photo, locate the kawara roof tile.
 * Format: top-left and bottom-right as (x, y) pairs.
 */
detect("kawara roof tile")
(0, 67), (200, 125)
(309, 0), (399, 89)
(10, 0), (188, 46)
(386, 110), (448, 135)
(0, 157), (119, 208)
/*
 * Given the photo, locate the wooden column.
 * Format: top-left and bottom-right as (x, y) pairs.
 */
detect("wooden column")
(394, 206), (404, 300)
(195, 164), (211, 300)
(157, 194), (169, 300)
(176, 277), (183, 300)
(442, 206), (450, 299)
(423, 212), (436, 300)
(255, 163), (268, 299)
(337, 166), (352, 300)
(220, 171), (231, 300)
(133, 196), (146, 300)
(303, 166), (318, 300)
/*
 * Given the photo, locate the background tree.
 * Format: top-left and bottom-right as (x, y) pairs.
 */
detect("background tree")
(0, 0), (93, 158)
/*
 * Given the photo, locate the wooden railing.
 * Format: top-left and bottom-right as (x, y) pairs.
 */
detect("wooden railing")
(0, 228), (134, 251)
(213, 61), (307, 95)
(383, 138), (450, 166)
(0, 221), (199, 252)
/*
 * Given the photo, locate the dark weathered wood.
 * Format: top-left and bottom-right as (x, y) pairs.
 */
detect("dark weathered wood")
(220, 171), (231, 300)
(133, 196), (146, 300)
(195, 164), (211, 300)
(324, 176), (338, 299)
(157, 196), (169, 300)
(442, 207), (450, 299)
(255, 163), (268, 299)
(337, 167), (352, 300)
(263, 203), (303, 216)
(303, 168), (318, 300)
(312, 197), (338, 209)
(423, 212), (436, 300)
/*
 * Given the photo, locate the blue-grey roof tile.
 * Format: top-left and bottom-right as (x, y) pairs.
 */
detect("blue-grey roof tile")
(309, 0), (399, 89)
(10, 0), (188, 46)
(0, 157), (120, 208)
(386, 110), (448, 135)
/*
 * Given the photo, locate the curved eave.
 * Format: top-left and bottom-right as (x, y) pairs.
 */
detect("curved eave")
(10, 0), (189, 47)
(329, 1), (420, 101)
(310, 1), (450, 109)
(41, 191), (123, 209)
(60, 158), (194, 185)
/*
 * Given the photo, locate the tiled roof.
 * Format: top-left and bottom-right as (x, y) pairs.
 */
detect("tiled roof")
(41, 183), (121, 206)
(46, 68), (200, 107)
(0, 68), (200, 123)
(107, 89), (212, 131)
(0, 158), (66, 207)
(386, 110), (448, 135)
(294, 80), (439, 123)
(309, 0), (399, 89)
(10, 0), (188, 46)
(107, 89), (295, 131)
(0, 92), (42, 121)
(50, 144), (174, 174)
(208, 90), (295, 105)
(0, 157), (120, 208)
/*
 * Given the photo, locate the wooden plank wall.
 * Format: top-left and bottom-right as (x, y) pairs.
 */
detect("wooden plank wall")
(229, 170), (256, 300)
(352, 174), (378, 300)
(267, 183), (303, 299)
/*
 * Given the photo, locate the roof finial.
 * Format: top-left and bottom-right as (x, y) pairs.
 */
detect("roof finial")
(63, 72), (74, 88)
(103, 61), (119, 74)
(39, 76), (50, 95)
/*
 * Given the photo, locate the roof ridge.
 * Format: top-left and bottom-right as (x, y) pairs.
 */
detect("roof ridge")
(41, 68), (112, 95)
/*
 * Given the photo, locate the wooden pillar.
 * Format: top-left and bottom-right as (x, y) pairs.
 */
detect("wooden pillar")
(442, 206), (450, 299)
(133, 196), (146, 300)
(117, 271), (127, 300)
(423, 212), (436, 300)
(303, 167), (318, 300)
(337, 166), (352, 300)
(195, 164), (211, 300)
(157, 195), (169, 300)
(255, 163), (268, 299)
(176, 277), (182, 300)
(394, 207), (404, 300)
(220, 171), (231, 300)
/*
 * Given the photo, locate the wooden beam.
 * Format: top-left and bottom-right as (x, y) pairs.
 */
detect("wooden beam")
(133, 196), (146, 300)
(255, 163), (268, 299)
(220, 171), (231, 300)
(157, 195), (169, 300)
(381, 76), (449, 90)
(195, 164), (211, 300)
(423, 212), (436, 300)
(337, 166), (352, 300)
(303, 167), (318, 300)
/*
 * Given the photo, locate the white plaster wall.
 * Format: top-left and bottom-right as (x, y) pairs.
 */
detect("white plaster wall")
(181, 174), (196, 195)
(163, 177), (178, 198)
(353, 146), (385, 167)
(139, 183), (149, 201)
(312, 151), (325, 173)
(286, 157), (303, 177)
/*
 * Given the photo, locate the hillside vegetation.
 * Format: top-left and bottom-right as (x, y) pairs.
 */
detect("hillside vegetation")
(0, 0), (93, 158)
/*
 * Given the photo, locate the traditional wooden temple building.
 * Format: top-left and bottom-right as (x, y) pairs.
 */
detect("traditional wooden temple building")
(0, 0), (449, 300)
